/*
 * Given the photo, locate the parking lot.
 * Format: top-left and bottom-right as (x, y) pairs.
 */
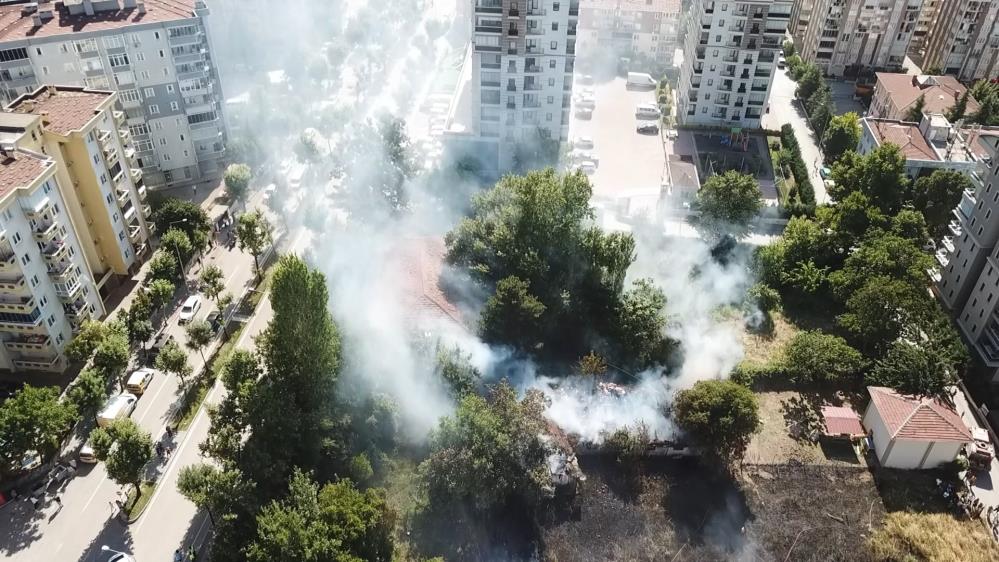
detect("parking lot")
(569, 76), (666, 199)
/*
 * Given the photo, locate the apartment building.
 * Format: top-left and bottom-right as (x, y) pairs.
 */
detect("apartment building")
(930, 131), (999, 380)
(789, 0), (816, 45)
(923, 0), (999, 81)
(466, 0), (578, 170)
(677, 0), (791, 129)
(797, 0), (922, 77)
(910, 0), (941, 56)
(577, 0), (681, 66)
(0, 0), (226, 190)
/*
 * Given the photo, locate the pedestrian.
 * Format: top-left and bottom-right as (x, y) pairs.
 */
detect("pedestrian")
(166, 425), (175, 438)
(174, 548), (185, 562)
(53, 493), (62, 510)
(166, 445), (174, 458)
(155, 442), (165, 457)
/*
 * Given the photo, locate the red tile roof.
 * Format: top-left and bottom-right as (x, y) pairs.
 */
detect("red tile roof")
(8, 86), (111, 135)
(822, 405), (864, 437)
(396, 237), (464, 330)
(867, 386), (972, 442)
(0, 1), (196, 41)
(865, 119), (939, 161)
(874, 73), (980, 118)
(0, 149), (50, 198)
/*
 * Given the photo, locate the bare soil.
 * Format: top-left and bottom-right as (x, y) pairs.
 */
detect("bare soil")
(744, 391), (863, 466)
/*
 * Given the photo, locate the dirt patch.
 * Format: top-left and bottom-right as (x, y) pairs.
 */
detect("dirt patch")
(739, 311), (800, 366)
(744, 391), (863, 466)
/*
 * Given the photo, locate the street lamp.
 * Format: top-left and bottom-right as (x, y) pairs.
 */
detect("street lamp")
(100, 545), (128, 556)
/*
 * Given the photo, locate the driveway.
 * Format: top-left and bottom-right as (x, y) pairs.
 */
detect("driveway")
(762, 68), (829, 205)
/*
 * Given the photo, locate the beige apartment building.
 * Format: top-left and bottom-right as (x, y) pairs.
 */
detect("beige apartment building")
(923, 0), (999, 81)
(577, 0), (681, 66)
(797, 0), (922, 77)
(0, 85), (151, 373)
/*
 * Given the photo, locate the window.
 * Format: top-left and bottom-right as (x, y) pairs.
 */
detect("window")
(30, 275), (38, 288)
(159, 49), (165, 58)
(20, 254), (30, 266)
(547, 95), (554, 103)
(135, 139), (154, 152)
(106, 193), (113, 205)
(166, 84), (174, 93)
(113, 212), (119, 222)
(149, 104), (160, 115)
(159, 138), (167, 146)
(46, 315), (55, 328)
(155, 31), (161, 40)
(39, 296), (47, 308)
(11, 232), (20, 244)
(41, 66), (48, 75)
(551, 41), (558, 49)
(179, 134), (185, 141)
(63, 62), (76, 73)
(120, 89), (141, 103)
(170, 101), (179, 111)
(553, 2), (559, 10)
(128, 124), (150, 136)
(108, 53), (130, 67)
(73, 39), (98, 54)
(136, 52), (145, 62)
(35, 47), (42, 55)
(0, 47), (29, 61)
(118, 230), (126, 241)
(141, 70), (150, 80)
(162, 153), (171, 161)
(187, 111), (217, 125)
(154, 122), (163, 131)
(549, 59), (556, 68)
(104, 36), (124, 49)
(552, 22), (558, 31)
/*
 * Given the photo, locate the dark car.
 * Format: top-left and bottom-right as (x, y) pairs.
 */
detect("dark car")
(636, 122), (660, 135)
(0, 380), (23, 401)
(145, 331), (174, 364)
(206, 310), (223, 334)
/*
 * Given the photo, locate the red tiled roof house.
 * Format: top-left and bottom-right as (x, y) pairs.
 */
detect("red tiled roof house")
(862, 386), (972, 469)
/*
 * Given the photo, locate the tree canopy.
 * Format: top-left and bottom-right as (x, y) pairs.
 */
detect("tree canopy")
(236, 211), (273, 279)
(913, 170), (972, 236)
(0, 385), (77, 471)
(781, 330), (867, 384)
(829, 144), (910, 213)
(822, 112), (861, 164)
(152, 197), (211, 251)
(224, 163), (253, 201)
(91, 418), (153, 496)
(693, 171), (763, 239)
(674, 380), (760, 464)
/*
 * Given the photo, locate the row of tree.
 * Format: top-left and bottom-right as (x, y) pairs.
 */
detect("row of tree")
(783, 42), (836, 139)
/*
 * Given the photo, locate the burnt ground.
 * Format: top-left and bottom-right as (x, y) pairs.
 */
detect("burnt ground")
(540, 458), (919, 562)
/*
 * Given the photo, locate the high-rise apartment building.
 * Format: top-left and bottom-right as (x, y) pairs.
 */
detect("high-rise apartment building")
(467, 0), (578, 170)
(0, 0), (226, 190)
(931, 133), (999, 381)
(797, 0), (922, 77)
(789, 0), (816, 46)
(923, 0), (999, 81)
(577, 0), (681, 67)
(677, 0), (791, 129)
(910, 0), (941, 56)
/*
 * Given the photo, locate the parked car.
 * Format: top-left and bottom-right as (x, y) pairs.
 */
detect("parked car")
(577, 74), (594, 86)
(146, 331), (173, 363)
(576, 96), (596, 109)
(96, 393), (138, 428)
(79, 438), (98, 464)
(637, 122), (660, 135)
(571, 161), (597, 175)
(778, 55), (786, 69)
(206, 310), (223, 334)
(635, 103), (662, 119)
(575, 107), (593, 119)
(179, 295), (202, 324)
(571, 149), (598, 165)
(125, 368), (155, 396)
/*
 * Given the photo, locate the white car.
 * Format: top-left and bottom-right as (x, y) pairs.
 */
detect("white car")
(178, 295), (202, 324)
(572, 136), (595, 150)
(575, 107), (593, 118)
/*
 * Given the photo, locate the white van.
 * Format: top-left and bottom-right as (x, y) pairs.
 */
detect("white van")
(97, 393), (138, 428)
(635, 103), (662, 119)
(179, 295), (202, 324)
(627, 72), (657, 90)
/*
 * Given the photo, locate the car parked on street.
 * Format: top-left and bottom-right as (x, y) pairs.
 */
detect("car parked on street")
(572, 136), (595, 150)
(637, 122), (660, 135)
(96, 393), (138, 428)
(125, 368), (155, 396)
(179, 295), (202, 324)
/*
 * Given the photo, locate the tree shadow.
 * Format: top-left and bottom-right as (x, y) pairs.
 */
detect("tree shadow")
(73, 512), (135, 562)
(0, 496), (45, 556)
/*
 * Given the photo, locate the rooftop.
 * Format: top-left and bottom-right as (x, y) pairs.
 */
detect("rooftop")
(7, 85), (112, 135)
(874, 73), (980, 118)
(0, 0), (198, 42)
(396, 237), (465, 331)
(867, 386), (972, 443)
(0, 147), (51, 198)
(822, 405), (864, 437)
(863, 118), (940, 161)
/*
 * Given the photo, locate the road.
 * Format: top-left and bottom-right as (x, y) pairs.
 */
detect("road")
(0, 192), (269, 562)
(762, 67), (829, 205)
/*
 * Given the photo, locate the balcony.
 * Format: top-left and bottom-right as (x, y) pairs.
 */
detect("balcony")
(936, 249), (950, 267)
(525, 64), (541, 73)
(130, 168), (143, 183)
(129, 225), (143, 241)
(4, 334), (50, 352)
(142, 204), (152, 218)
(56, 279), (83, 302)
(942, 236), (955, 252)
(474, 1), (502, 13)
(524, 82), (541, 91)
(47, 261), (74, 283)
(949, 219), (963, 237)
(475, 25), (501, 34)
(0, 275), (25, 292)
(0, 295), (36, 314)
(32, 221), (62, 244)
(42, 241), (69, 263)
(751, 85), (768, 92)
(754, 68), (772, 77)
(748, 99), (765, 106)
(527, 26), (544, 36)
(13, 355), (62, 372)
(64, 300), (92, 328)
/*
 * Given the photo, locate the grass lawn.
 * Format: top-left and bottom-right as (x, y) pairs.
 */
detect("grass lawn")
(124, 480), (156, 520)
(379, 454), (422, 560)
(174, 323), (246, 430)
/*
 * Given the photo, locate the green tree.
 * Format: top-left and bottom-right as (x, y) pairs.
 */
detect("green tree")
(152, 197), (211, 251)
(674, 380), (761, 464)
(155, 339), (193, 385)
(782, 40), (796, 58)
(148, 250), (179, 282)
(796, 63), (823, 101)
(830, 144), (910, 213)
(200, 264), (226, 310)
(185, 320), (214, 362)
(435, 345), (481, 399)
(246, 470), (394, 562)
(891, 209), (930, 244)
(816, 191), (888, 250)
(808, 85), (834, 137)
(420, 382), (552, 514)
(91, 419), (153, 500)
(93, 328), (129, 387)
(867, 341), (954, 396)
(578, 351), (609, 377)
(202, 351), (260, 467)
(236, 211), (273, 280)
(223, 163), (253, 202)
(782, 330), (867, 384)
(837, 277), (930, 354)
(67, 369), (108, 418)
(906, 94), (926, 122)
(123, 292), (154, 349)
(829, 232), (934, 300)
(160, 228), (194, 264)
(693, 171), (763, 239)
(479, 276), (546, 351)
(947, 90), (971, 123)
(177, 463), (256, 525)
(913, 169), (972, 235)
(822, 112), (861, 163)
(65, 319), (111, 362)
(612, 279), (672, 367)
(146, 278), (175, 313)
(0, 385), (78, 470)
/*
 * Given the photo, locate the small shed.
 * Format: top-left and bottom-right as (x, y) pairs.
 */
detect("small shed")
(821, 405), (865, 439)
(863, 386), (972, 469)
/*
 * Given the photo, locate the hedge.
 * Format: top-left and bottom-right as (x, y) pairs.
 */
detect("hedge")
(779, 124), (816, 212)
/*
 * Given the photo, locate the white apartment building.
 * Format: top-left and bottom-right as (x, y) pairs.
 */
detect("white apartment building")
(0, 143), (105, 373)
(577, 0), (681, 67)
(789, 0), (816, 45)
(463, 0), (578, 170)
(0, 0), (226, 190)
(923, 0), (999, 81)
(677, 0), (791, 129)
(911, 0), (941, 56)
(797, 0), (922, 77)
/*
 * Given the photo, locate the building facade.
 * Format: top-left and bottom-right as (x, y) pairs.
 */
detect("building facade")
(789, 0), (816, 46)
(577, 0), (681, 67)
(868, 73), (977, 122)
(0, 85), (151, 373)
(467, 0), (578, 170)
(923, 0), (999, 81)
(797, 0), (922, 77)
(910, 0), (941, 56)
(0, 0), (226, 190)
(677, 0), (791, 129)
